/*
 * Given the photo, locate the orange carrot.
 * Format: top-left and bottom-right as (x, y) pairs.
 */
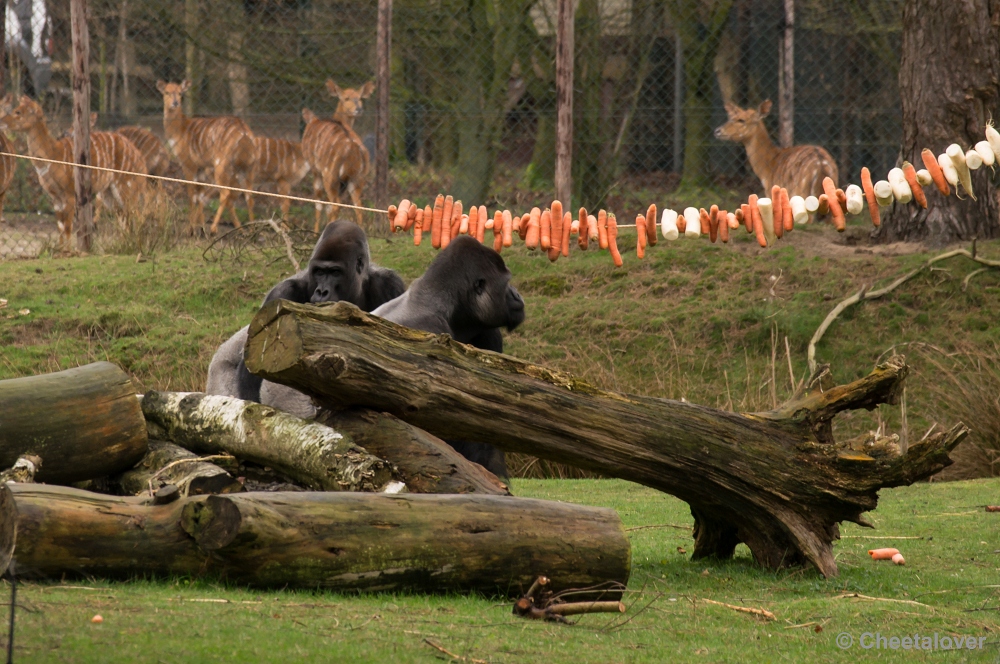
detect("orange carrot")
(868, 548), (900, 561)
(440, 196), (454, 248)
(699, 208), (711, 236)
(740, 203), (751, 233)
(387, 204), (397, 228)
(902, 162), (927, 208)
(468, 205), (480, 239)
(578, 207), (589, 250)
(493, 211), (504, 252)
(451, 201), (463, 239)
(561, 212), (571, 257)
(607, 214), (623, 267)
(770, 185), (782, 233)
(422, 205), (433, 232)
(405, 200), (417, 231)
(597, 209), (608, 248)
(541, 209), (552, 250)
(836, 188), (847, 213)
(549, 207), (564, 261)
(433, 194), (444, 230)
(749, 195), (766, 247)
(860, 167), (880, 228)
(645, 204), (658, 246)
(891, 553), (905, 565)
(822, 177), (845, 231)
(519, 213), (531, 241)
(413, 208), (423, 245)
(525, 211), (540, 249)
(502, 210), (514, 247)
(676, 211), (687, 234)
(477, 206), (488, 242)
(817, 194), (830, 216)
(431, 203), (443, 249)
(707, 205), (718, 243)
(636, 214), (647, 258)
(921, 148), (950, 196)
(588, 214), (598, 241)
(780, 188), (793, 232)
(719, 209), (730, 243)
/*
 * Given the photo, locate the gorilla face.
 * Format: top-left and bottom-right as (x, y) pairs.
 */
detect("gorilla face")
(307, 221), (370, 305)
(448, 237), (525, 333)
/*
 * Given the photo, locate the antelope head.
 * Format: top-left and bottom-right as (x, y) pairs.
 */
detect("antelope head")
(156, 80), (191, 115)
(714, 100), (772, 144)
(326, 79), (375, 123)
(0, 95), (45, 133)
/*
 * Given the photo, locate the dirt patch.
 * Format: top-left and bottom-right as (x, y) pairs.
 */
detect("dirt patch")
(732, 222), (928, 259)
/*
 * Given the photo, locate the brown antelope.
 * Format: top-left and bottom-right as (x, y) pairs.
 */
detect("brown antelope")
(251, 136), (309, 220)
(714, 100), (838, 200)
(0, 95), (147, 245)
(0, 98), (17, 225)
(302, 79), (374, 231)
(156, 80), (255, 234)
(115, 126), (171, 177)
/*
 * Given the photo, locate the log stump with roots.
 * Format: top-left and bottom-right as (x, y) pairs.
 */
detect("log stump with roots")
(244, 301), (969, 577)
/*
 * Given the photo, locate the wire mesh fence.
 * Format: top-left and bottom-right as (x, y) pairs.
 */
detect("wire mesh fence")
(0, 0), (903, 259)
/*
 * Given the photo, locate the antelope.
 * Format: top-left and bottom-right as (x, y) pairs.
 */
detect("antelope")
(0, 95), (147, 246)
(251, 136), (309, 220)
(714, 100), (838, 201)
(302, 79), (374, 231)
(156, 80), (256, 234)
(0, 98), (17, 225)
(115, 126), (171, 177)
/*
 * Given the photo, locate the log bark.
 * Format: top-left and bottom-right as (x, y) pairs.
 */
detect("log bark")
(113, 440), (244, 497)
(316, 409), (510, 495)
(4, 485), (629, 596)
(141, 391), (398, 492)
(0, 362), (147, 483)
(245, 301), (969, 577)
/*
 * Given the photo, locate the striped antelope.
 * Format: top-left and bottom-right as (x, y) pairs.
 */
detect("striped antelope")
(714, 100), (839, 200)
(156, 80), (256, 234)
(302, 79), (374, 231)
(115, 126), (171, 177)
(0, 96), (17, 225)
(0, 95), (147, 246)
(251, 136), (310, 220)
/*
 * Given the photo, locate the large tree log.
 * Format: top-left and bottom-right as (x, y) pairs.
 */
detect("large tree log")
(113, 440), (245, 497)
(245, 301), (969, 577)
(0, 362), (147, 483)
(5, 484), (629, 596)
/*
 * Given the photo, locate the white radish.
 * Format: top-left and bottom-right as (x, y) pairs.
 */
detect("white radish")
(683, 207), (700, 238)
(804, 195), (819, 214)
(757, 197), (775, 245)
(947, 143), (975, 199)
(874, 180), (894, 207)
(974, 140), (996, 167)
(660, 209), (679, 241)
(789, 195), (808, 224)
(844, 184), (864, 215)
(887, 168), (913, 204)
(938, 153), (960, 187)
(965, 149), (983, 171)
(986, 121), (1000, 163)
(727, 211), (738, 230)
(915, 169), (933, 186)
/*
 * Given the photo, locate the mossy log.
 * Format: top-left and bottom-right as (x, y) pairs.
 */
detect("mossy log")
(113, 440), (244, 497)
(5, 484), (629, 596)
(244, 300), (969, 577)
(141, 391), (398, 492)
(0, 362), (147, 483)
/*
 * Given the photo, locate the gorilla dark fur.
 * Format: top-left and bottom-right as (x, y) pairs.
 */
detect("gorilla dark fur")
(373, 235), (525, 478)
(206, 220), (404, 404)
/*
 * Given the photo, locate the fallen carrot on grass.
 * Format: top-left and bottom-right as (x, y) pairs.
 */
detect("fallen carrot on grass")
(502, 210), (514, 247)
(578, 208), (589, 250)
(902, 162), (927, 208)
(597, 209), (608, 249)
(892, 553), (905, 565)
(868, 548), (900, 560)
(861, 167), (880, 227)
(645, 204), (658, 246)
(608, 214), (623, 267)
(780, 188), (793, 232)
(413, 208), (424, 245)
(749, 195), (766, 248)
(921, 148), (950, 196)
(719, 209), (730, 243)
(493, 211), (504, 252)
(636, 214), (647, 258)
(822, 177), (846, 231)
(541, 209), (552, 250)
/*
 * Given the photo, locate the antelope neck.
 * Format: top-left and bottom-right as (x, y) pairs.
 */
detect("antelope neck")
(743, 126), (781, 185)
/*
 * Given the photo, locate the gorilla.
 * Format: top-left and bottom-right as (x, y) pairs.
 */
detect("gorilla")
(206, 220), (405, 403)
(372, 235), (525, 478)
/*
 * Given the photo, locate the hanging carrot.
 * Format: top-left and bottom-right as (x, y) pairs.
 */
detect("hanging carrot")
(441, 195), (453, 234)
(817, 194), (830, 216)
(493, 211), (504, 252)
(780, 188), (793, 232)
(551, 201), (564, 233)
(707, 206), (718, 243)
(636, 214), (647, 258)
(740, 203), (751, 233)
(451, 202), (464, 239)
(836, 189), (848, 214)
(502, 210), (514, 247)
(525, 210), (540, 249)
(921, 148), (950, 196)
(422, 204), (433, 233)
(902, 162), (927, 208)
(822, 177), (845, 231)
(578, 207), (589, 250)
(719, 209), (730, 243)
(749, 195), (766, 248)
(468, 204), (480, 239)
(541, 209), (553, 250)
(405, 200), (417, 231)
(860, 167), (880, 227)
(607, 214), (623, 267)
(519, 213), (531, 241)
(431, 204), (443, 248)
(549, 207), (564, 261)
(561, 212), (571, 257)
(770, 186), (782, 232)
(598, 209), (609, 249)
(676, 210), (687, 234)
(588, 214), (598, 241)
(413, 208), (424, 245)
(645, 204), (658, 246)
(477, 206), (488, 243)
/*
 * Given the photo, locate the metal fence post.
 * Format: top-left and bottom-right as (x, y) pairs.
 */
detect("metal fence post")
(71, 0), (93, 252)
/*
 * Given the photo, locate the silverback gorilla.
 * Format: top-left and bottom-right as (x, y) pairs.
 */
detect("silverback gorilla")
(206, 220), (404, 403)
(372, 236), (525, 477)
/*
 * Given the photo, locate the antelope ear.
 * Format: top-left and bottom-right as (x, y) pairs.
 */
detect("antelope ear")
(302, 108), (317, 123)
(90, 112), (97, 127)
(724, 101), (739, 118)
(360, 80), (375, 98)
(325, 79), (341, 98)
(156, 80), (167, 93)
(758, 99), (772, 117)
(179, 80), (191, 93)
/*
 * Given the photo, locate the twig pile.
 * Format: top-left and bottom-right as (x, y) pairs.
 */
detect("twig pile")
(511, 576), (626, 624)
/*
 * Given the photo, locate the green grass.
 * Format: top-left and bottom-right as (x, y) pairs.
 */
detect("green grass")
(6, 478), (999, 663)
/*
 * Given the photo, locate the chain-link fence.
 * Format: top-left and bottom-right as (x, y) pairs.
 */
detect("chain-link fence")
(0, 0), (903, 259)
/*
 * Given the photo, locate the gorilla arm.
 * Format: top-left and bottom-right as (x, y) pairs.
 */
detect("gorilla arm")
(263, 271), (311, 304)
(363, 266), (406, 311)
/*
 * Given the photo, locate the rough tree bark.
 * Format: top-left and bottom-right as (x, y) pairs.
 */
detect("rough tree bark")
(244, 301), (968, 577)
(113, 440), (244, 497)
(0, 362), (147, 483)
(5, 485), (629, 595)
(877, 0), (1000, 244)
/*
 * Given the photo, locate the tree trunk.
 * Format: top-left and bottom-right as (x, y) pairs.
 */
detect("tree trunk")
(317, 409), (510, 495)
(0, 362), (147, 483)
(5, 485), (629, 596)
(244, 301), (968, 578)
(876, 0), (1000, 245)
(140, 391), (399, 492)
(113, 440), (244, 497)
(70, 0), (94, 251)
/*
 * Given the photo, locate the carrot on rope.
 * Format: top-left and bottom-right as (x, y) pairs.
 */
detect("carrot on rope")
(860, 167), (880, 228)
(549, 206), (564, 261)
(921, 148), (950, 196)
(817, 194), (830, 216)
(451, 201), (463, 239)
(597, 209), (608, 249)
(902, 162), (927, 208)
(440, 196), (454, 248)
(467, 205), (480, 239)
(749, 195), (766, 247)
(780, 188), (793, 232)
(561, 212), (571, 257)
(770, 186), (782, 231)
(588, 214), (598, 241)
(607, 214), (623, 267)
(431, 203), (443, 248)
(526, 209), (540, 249)
(645, 204), (658, 246)
(413, 208), (424, 245)
(502, 210), (514, 247)
(519, 213), (530, 241)
(719, 209), (730, 243)
(493, 211), (504, 252)
(541, 209), (553, 250)
(740, 204), (751, 233)
(822, 177), (845, 231)
(578, 207), (589, 250)
(476, 206), (488, 243)
(405, 200), (417, 231)
(707, 206), (718, 243)
(636, 214), (647, 258)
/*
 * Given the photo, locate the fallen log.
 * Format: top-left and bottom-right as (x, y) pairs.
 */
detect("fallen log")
(0, 362), (147, 483)
(0, 455), (42, 484)
(141, 391), (398, 492)
(244, 300), (969, 577)
(113, 440), (244, 497)
(317, 409), (510, 495)
(5, 484), (630, 596)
